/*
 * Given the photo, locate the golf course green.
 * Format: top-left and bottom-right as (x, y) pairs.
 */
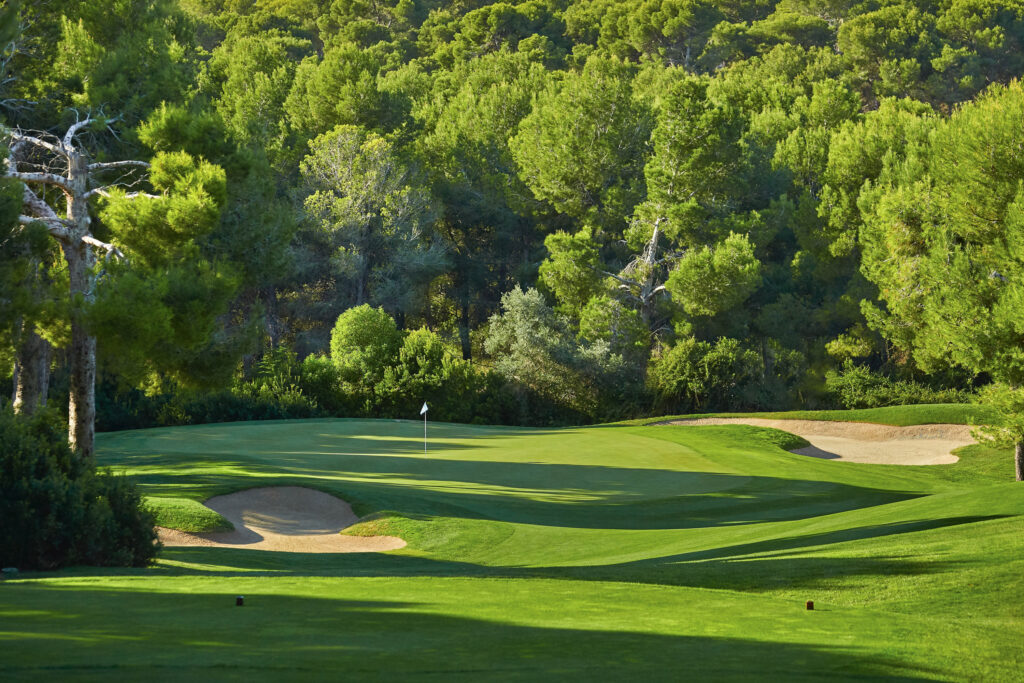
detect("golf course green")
(1, 408), (1022, 680)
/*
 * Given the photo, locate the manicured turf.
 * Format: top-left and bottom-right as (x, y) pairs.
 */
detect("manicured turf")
(630, 402), (1000, 426)
(2, 411), (1022, 680)
(145, 496), (233, 532)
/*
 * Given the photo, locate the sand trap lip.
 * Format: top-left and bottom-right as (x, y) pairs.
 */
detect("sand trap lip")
(654, 418), (976, 465)
(157, 486), (406, 553)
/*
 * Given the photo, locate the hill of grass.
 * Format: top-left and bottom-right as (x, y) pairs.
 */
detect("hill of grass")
(628, 402), (1000, 427)
(1, 407), (1021, 680)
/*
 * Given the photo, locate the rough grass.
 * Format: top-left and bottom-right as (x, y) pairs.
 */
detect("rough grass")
(1, 407), (1021, 681)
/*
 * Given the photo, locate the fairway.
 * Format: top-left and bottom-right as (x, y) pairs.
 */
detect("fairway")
(2, 414), (1023, 680)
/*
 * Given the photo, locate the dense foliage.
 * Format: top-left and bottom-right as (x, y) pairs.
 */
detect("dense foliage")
(3, 0), (1024, 449)
(0, 409), (157, 569)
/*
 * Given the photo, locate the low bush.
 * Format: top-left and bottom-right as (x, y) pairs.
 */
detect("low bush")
(0, 409), (157, 570)
(825, 363), (972, 409)
(648, 336), (764, 414)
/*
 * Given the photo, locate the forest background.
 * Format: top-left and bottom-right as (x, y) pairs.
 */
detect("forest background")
(4, 0), (1024, 436)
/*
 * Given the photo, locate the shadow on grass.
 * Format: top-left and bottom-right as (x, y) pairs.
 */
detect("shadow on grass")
(108, 450), (924, 530)
(561, 515), (1008, 591)
(0, 586), (940, 681)
(42, 514), (1000, 598)
(622, 515), (1009, 565)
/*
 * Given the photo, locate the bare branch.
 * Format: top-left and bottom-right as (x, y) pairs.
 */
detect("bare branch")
(18, 215), (71, 240)
(81, 234), (125, 260)
(20, 185), (76, 243)
(6, 169), (73, 192)
(105, 120), (124, 143)
(654, 251), (685, 265)
(88, 159), (150, 172)
(86, 187), (160, 200)
(21, 185), (64, 221)
(614, 284), (642, 305)
(63, 116), (95, 150)
(0, 97), (37, 114)
(4, 130), (65, 157)
(600, 268), (638, 288)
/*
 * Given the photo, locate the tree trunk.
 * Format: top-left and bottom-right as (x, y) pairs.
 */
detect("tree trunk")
(1016, 441), (1023, 482)
(68, 325), (96, 459)
(39, 346), (50, 408)
(262, 287), (281, 347)
(639, 222), (662, 328)
(459, 302), (472, 361)
(64, 154), (97, 459)
(10, 341), (18, 406)
(12, 325), (51, 415)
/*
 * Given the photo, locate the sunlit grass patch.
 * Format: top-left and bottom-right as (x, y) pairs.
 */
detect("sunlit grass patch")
(145, 497), (233, 533)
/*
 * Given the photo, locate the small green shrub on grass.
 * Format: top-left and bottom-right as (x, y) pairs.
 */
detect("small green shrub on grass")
(0, 409), (157, 569)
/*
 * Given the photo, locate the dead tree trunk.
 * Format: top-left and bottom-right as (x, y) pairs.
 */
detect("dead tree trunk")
(4, 117), (148, 459)
(603, 219), (673, 331)
(64, 239), (96, 458)
(64, 145), (97, 458)
(636, 221), (663, 329)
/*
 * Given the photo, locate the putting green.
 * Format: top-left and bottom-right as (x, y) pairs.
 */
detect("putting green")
(1, 415), (1022, 680)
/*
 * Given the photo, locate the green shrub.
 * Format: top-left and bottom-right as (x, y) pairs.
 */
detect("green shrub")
(825, 363), (972, 409)
(376, 328), (476, 419)
(648, 336), (763, 413)
(0, 409), (157, 570)
(299, 354), (349, 415)
(484, 287), (603, 418)
(330, 304), (403, 392)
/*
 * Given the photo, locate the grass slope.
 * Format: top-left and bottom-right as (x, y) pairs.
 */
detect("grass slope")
(1, 409), (1021, 680)
(146, 496), (233, 532)
(628, 402), (999, 426)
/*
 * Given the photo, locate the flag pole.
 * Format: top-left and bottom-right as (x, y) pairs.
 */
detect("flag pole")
(420, 402), (429, 453)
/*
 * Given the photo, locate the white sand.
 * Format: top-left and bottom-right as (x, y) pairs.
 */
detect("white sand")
(156, 486), (406, 553)
(657, 418), (975, 465)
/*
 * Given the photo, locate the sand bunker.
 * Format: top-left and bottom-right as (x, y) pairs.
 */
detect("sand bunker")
(157, 486), (405, 553)
(657, 418), (976, 465)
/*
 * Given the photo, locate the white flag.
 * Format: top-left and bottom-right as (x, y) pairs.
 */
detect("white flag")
(420, 402), (429, 415)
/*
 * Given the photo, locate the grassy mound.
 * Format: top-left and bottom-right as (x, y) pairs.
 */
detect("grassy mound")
(1, 406), (1021, 680)
(145, 496), (233, 533)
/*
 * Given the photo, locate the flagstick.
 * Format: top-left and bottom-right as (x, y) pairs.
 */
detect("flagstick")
(420, 402), (429, 453)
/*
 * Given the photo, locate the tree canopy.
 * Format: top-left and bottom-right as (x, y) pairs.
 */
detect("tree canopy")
(4, 0), (1024, 478)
